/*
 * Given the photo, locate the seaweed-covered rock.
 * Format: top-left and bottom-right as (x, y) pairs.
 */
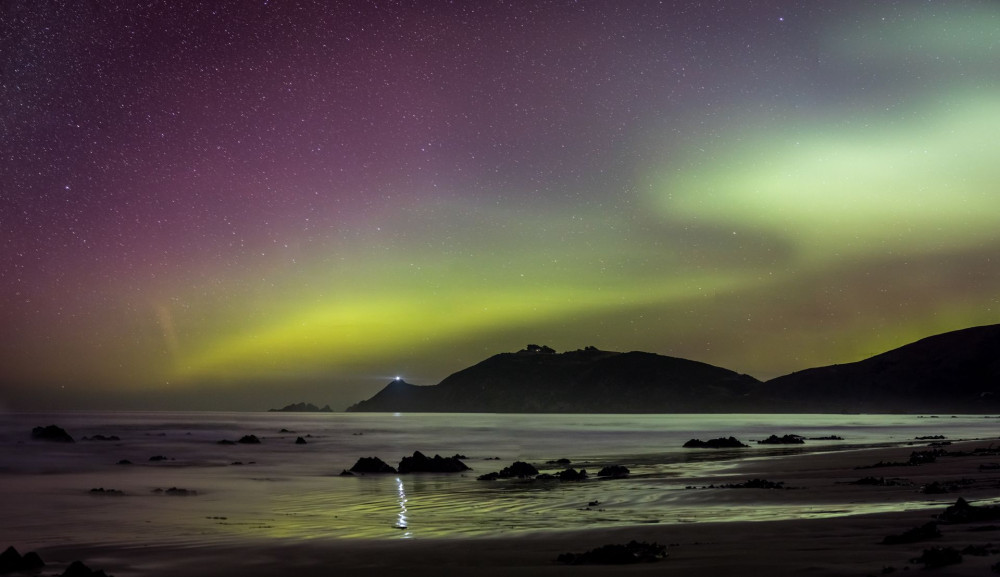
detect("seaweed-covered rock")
(349, 456), (397, 474)
(295, 436), (307, 445)
(237, 435), (261, 444)
(683, 436), (748, 449)
(31, 425), (74, 443)
(596, 465), (630, 478)
(881, 522), (941, 545)
(757, 434), (804, 445)
(557, 540), (667, 564)
(397, 451), (470, 473)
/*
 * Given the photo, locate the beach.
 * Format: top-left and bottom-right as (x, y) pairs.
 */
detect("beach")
(17, 436), (1000, 577)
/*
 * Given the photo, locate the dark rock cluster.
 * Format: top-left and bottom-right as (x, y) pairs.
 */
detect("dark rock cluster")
(1, 547), (112, 577)
(31, 425), (74, 443)
(596, 465), (630, 478)
(397, 451), (470, 474)
(81, 435), (120, 441)
(757, 434), (804, 445)
(61, 560), (112, 577)
(937, 497), (1000, 524)
(349, 456), (397, 474)
(557, 540), (667, 565)
(846, 476), (911, 487)
(0, 546), (45, 574)
(348, 452), (470, 474)
(683, 436), (748, 449)
(153, 487), (196, 496)
(552, 468), (587, 481)
(476, 461), (539, 481)
(689, 478), (786, 490)
(89, 488), (125, 496)
(910, 547), (962, 568)
(881, 522), (941, 545)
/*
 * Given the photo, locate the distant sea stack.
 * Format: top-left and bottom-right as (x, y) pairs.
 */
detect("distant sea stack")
(268, 402), (333, 413)
(346, 345), (761, 413)
(761, 324), (1000, 413)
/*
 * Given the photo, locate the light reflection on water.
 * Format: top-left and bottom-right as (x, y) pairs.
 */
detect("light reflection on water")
(1, 411), (998, 547)
(395, 477), (412, 538)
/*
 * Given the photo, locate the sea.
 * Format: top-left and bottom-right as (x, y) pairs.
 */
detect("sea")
(2, 411), (998, 549)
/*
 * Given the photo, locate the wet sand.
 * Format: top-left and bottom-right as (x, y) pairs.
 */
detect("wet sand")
(29, 439), (1000, 576)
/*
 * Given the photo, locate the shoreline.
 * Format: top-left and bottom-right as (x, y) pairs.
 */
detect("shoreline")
(19, 439), (1000, 576)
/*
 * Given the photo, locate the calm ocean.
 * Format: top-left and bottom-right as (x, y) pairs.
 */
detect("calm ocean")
(1, 411), (997, 549)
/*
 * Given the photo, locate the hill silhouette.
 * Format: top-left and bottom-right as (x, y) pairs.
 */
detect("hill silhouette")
(346, 325), (1000, 413)
(760, 324), (1000, 413)
(347, 345), (760, 413)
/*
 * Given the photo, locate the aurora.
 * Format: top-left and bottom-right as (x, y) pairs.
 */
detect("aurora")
(2, 1), (998, 410)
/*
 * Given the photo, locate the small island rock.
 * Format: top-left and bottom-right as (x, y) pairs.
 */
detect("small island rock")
(31, 425), (74, 443)
(268, 402), (332, 413)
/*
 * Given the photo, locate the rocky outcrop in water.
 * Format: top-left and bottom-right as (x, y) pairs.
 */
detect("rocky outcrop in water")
(683, 436), (748, 449)
(937, 497), (1000, 523)
(349, 456), (397, 474)
(397, 451), (470, 473)
(477, 461), (539, 480)
(757, 434), (805, 445)
(31, 425), (74, 443)
(596, 465), (630, 478)
(61, 560), (112, 577)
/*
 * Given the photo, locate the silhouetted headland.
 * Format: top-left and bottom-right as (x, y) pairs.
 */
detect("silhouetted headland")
(347, 325), (1000, 413)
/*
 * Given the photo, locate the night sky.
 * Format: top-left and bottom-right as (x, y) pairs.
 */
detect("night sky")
(3, 1), (998, 411)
